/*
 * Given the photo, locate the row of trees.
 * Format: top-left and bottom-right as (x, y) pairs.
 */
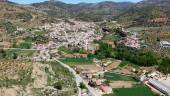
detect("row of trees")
(88, 41), (115, 59)
(114, 45), (158, 66)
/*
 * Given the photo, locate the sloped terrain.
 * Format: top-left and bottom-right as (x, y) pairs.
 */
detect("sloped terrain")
(0, 60), (77, 96)
(115, 0), (170, 27)
(0, 2), (47, 28)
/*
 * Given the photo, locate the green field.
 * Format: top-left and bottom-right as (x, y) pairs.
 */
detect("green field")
(61, 58), (92, 65)
(104, 72), (135, 81)
(113, 86), (155, 96)
(118, 61), (129, 68)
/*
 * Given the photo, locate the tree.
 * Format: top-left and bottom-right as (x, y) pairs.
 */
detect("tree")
(0, 49), (6, 58)
(54, 82), (62, 90)
(79, 82), (86, 89)
(19, 42), (32, 49)
(12, 52), (18, 59)
(159, 59), (170, 74)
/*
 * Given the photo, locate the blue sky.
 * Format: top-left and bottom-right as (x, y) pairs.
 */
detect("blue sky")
(10, 0), (142, 4)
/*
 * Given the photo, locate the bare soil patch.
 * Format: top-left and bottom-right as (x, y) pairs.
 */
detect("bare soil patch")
(105, 60), (121, 71)
(110, 81), (133, 88)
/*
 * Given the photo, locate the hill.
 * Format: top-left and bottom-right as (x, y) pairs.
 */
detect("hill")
(0, 2), (48, 28)
(139, 0), (170, 6)
(115, 0), (170, 27)
(32, 1), (134, 22)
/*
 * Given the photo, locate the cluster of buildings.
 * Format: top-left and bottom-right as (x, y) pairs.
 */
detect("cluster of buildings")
(33, 44), (51, 61)
(75, 59), (122, 95)
(122, 33), (141, 49)
(41, 20), (103, 51)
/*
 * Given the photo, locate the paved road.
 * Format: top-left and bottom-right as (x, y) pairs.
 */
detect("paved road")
(54, 59), (101, 96)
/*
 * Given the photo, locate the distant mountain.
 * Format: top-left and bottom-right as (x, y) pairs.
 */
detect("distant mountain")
(115, 0), (170, 27)
(32, 1), (134, 22)
(0, 0), (8, 2)
(32, 1), (72, 19)
(139, 0), (170, 6)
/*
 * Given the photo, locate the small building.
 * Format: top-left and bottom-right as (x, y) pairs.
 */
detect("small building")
(123, 35), (140, 49)
(99, 85), (112, 94)
(140, 75), (147, 82)
(160, 41), (170, 48)
(148, 79), (170, 96)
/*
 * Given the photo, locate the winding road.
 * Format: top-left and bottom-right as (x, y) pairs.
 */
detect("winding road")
(54, 59), (101, 96)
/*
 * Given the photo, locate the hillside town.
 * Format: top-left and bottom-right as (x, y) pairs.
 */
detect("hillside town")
(1, 0), (170, 96)
(40, 20), (103, 50)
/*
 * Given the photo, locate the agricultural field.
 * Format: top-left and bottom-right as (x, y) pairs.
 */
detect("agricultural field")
(0, 60), (77, 96)
(113, 85), (155, 96)
(104, 61), (139, 81)
(118, 61), (129, 68)
(61, 58), (93, 65)
(103, 85), (155, 96)
(103, 60), (155, 96)
(104, 72), (135, 81)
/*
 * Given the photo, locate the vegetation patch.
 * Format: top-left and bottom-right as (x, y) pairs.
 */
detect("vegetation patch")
(118, 61), (129, 68)
(61, 58), (92, 65)
(17, 42), (32, 49)
(59, 46), (87, 54)
(113, 85), (155, 96)
(3, 49), (36, 59)
(104, 72), (135, 81)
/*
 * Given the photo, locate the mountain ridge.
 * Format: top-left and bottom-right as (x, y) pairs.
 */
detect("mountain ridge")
(32, 1), (134, 22)
(115, 0), (170, 27)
